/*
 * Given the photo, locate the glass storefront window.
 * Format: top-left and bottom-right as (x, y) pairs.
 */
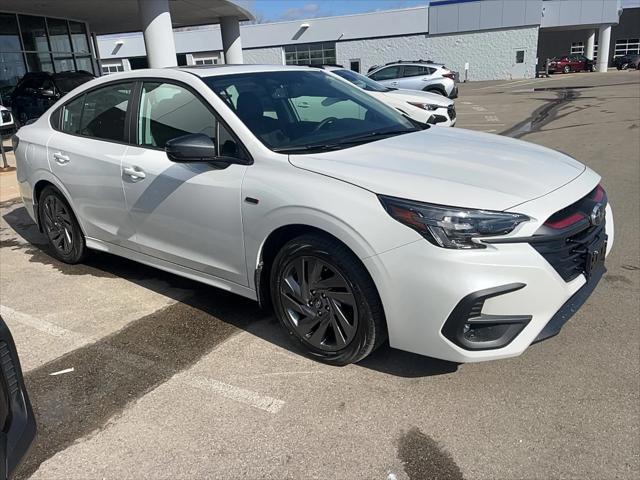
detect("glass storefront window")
(19, 15), (50, 52)
(25, 52), (54, 73)
(0, 13), (21, 51)
(54, 55), (75, 72)
(69, 21), (90, 53)
(75, 56), (93, 72)
(47, 18), (72, 52)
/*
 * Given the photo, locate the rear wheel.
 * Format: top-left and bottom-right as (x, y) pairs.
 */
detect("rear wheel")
(424, 86), (447, 97)
(270, 234), (386, 365)
(38, 186), (87, 264)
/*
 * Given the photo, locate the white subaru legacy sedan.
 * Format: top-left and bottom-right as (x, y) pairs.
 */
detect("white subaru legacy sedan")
(14, 65), (613, 365)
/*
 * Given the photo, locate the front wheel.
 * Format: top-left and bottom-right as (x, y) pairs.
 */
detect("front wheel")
(563, 65), (571, 74)
(39, 186), (87, 264)
(270, 234), (386, 365)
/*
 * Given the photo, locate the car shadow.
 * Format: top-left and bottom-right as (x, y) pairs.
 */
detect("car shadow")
(2, 203), (457, 379)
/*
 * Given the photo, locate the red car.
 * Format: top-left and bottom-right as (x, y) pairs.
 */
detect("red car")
(547, 54), (596, 73)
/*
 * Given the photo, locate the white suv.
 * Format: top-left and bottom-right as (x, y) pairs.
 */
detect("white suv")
(324, 66), (456, 127)
(14, 66), (613, 365)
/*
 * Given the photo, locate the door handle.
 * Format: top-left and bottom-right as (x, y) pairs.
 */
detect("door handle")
(123, 166), (146, 180)
(297, 101), (309, 108)
(390, 81), (399, 86)
(53, 152), (70, 165)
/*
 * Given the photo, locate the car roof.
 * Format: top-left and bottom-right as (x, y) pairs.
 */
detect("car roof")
(175, 64), (315, 77)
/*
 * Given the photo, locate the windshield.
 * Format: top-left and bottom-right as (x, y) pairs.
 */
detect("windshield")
(331, 69), (390, 92)
(55, 74), (94, 94)
(203, 70), (417, 153)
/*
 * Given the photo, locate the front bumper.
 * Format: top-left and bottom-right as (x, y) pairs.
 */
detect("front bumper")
(362, 204), (613, 363)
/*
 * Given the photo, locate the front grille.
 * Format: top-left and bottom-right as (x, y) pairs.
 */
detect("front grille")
(531, 222), (606, 282)
(1, 110), (11, 123)
(447, 105), (456, 120)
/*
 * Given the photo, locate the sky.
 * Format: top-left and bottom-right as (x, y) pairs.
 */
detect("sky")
(244, 0), (640, 22)
(244, 0), (428, 22)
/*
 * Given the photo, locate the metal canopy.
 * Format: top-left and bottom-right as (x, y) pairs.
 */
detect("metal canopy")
(1, 0), (253, 34)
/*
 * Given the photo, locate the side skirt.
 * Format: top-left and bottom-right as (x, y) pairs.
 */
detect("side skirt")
(85, 237), (258, 301)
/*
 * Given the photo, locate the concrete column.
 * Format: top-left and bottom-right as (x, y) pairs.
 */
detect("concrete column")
(585, 29), (596, 60)
(221, 16), (243, 64)
(138, 0), (177, 68)
(596, 24), (612, 72)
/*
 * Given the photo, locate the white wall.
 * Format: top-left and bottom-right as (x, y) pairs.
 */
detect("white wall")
(337, 26), (539, 80)
(242, 47), (283, 64)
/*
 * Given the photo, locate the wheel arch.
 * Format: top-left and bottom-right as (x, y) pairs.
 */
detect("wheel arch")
(254, 224), (383, 317)
(32, 177), (86, 236)
(423, 85), (447, 96)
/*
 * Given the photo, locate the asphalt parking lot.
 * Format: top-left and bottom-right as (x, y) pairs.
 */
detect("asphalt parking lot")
(1, 70), (638, 480)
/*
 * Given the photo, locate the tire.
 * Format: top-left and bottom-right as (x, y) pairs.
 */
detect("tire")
(38, 186), (87, 264)
(270, 233), (386, 365)
(563, 65), (571, 74)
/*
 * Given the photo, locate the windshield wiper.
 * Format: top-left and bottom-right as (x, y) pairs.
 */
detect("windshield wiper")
(272, 128), (419, 154)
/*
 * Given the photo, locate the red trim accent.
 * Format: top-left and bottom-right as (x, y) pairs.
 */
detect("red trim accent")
(544, 212), (585, 229)
(592, 185), (605, 202)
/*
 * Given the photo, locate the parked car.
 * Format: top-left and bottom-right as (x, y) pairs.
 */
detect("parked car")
(0, 316), (36, 480)
(10, 71), (94, 125)
(322, 66), (456, 126)
(367, 61), (458, 98)
(613, 54), (640, 70)
(547, 54), (595, 73)
(0, 106), (15, 136)
(14, 66), (613, 365)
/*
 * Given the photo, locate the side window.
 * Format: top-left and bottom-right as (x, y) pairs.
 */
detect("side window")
(138, 82), (216, 148)
(61, 95), (84, 134)
(369, 66), (400, 81)
(403, 65), (428, 77)
(79, 82), (133, 142)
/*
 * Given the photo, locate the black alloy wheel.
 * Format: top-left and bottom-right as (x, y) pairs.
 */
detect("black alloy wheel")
(39, 186), (86, 264)
(271, 234), (386, 365)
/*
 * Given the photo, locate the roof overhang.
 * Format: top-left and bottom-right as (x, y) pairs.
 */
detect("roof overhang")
(0, 0), (254, 35)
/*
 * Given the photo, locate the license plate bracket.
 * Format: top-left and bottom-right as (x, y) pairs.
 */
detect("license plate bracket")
(585, 235), (607, 278)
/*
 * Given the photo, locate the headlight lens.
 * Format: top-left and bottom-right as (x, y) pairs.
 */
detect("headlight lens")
(408, 101), (439, 111)
(379, 195), (530, 249)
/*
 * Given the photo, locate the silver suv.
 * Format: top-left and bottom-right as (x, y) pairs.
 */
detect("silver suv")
(367, 61), (458, 98)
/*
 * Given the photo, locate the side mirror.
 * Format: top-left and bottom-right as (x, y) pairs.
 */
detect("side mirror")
(165, 133), (250, 165)
(165, 133), (218, 163)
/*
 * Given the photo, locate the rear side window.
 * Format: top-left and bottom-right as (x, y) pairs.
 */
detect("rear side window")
(80, 83), (133, 142)
(403, 65), (429, 77)
(369, 66), (400, 81)
(61, 95), (84, 134)
(137, 82), (216, 148)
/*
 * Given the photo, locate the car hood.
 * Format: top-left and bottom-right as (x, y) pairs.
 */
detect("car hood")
(386, 88), (452, 107)
(288, 127), (586, 211)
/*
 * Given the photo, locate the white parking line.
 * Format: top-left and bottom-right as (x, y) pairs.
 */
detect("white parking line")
(0, 304), (286, 414)
(182, 373), (285, 414)
(0, 304), (88, 345)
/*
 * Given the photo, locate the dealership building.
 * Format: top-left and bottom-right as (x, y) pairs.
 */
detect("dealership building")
(1, 0), (639, 94)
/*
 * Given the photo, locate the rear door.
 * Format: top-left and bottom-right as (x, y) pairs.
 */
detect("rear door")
(396, 65), (432, 90)
(47, 81), (136, 247)
(121, 80), (249, 285)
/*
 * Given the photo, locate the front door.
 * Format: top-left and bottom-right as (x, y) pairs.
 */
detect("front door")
(47, 81), (135, 247)
(122, 80), (249, 285)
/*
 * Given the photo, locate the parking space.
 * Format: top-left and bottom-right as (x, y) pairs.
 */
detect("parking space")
(1, 71), (639, 480)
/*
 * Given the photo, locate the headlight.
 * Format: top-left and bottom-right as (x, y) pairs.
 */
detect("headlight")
(379, 195), (530, 249)
(408, 101), (439, 111)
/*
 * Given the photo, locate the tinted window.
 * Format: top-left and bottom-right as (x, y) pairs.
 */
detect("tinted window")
(61, 94), (84, 134)
(137, 82), (216, 148)
(403, 65), (429, 77)
(204, 70), (416, 153)
(333, 69), (389, 92)
(79, 82), (132, 141)
(369, 66), (400, 81)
